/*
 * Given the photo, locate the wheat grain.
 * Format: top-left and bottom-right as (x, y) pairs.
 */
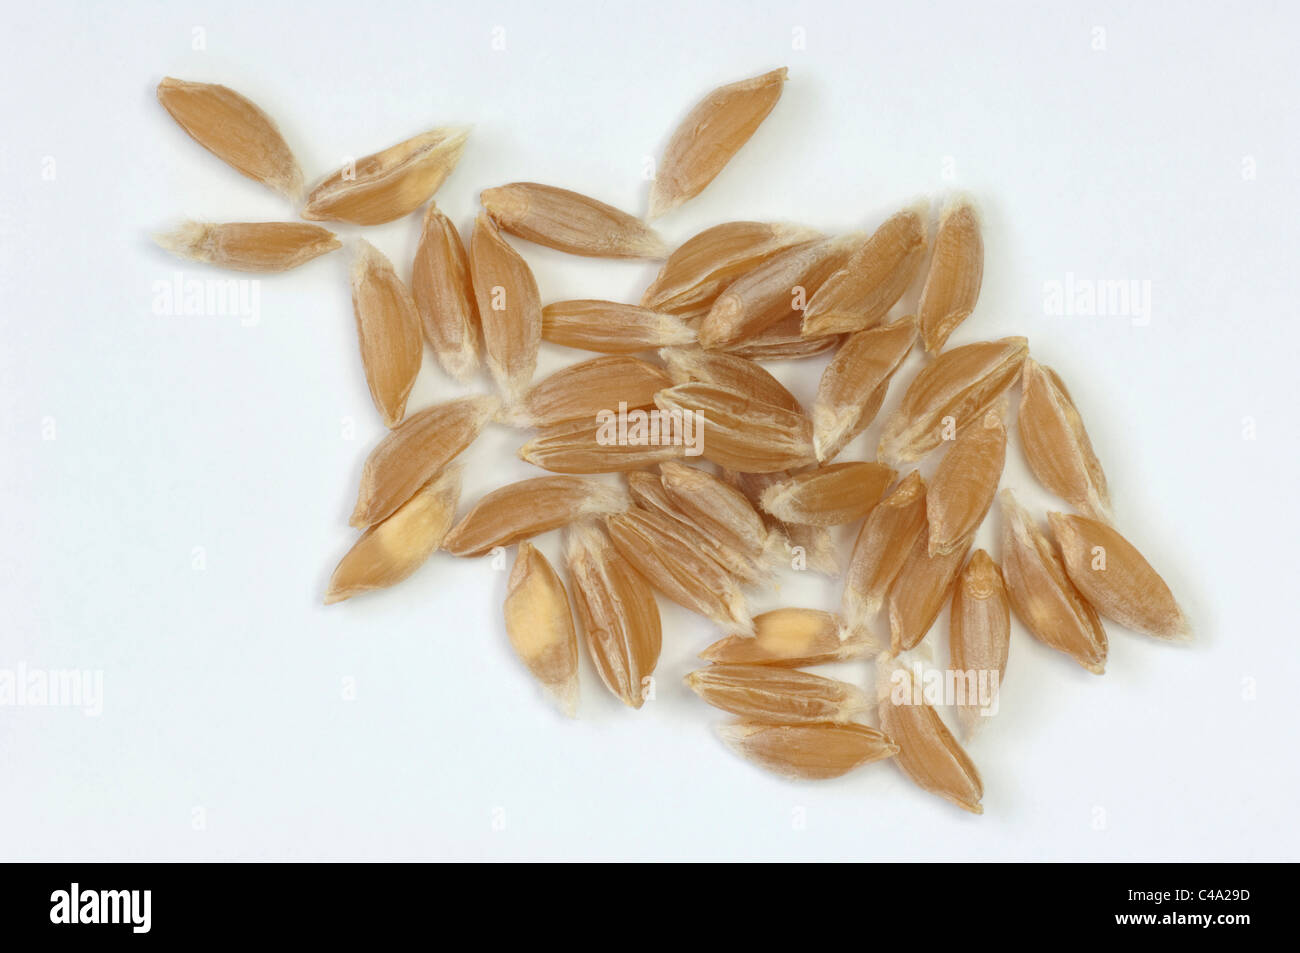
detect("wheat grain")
(701, 609), (873, 667)
(1019, 359), (1111, 522)
(801, 204), (928, 337)
(153, 221), (339, 272)
(842, 471), (927, 633)
(444, 476), (629, 557)
(542, 300), (696, 354)
(302, 126), (469, 225)
(156, 77), (303, 200)
(925, 403), (1007, 555)
(813, 315), (917, 462)
(412, 203), (481, 383)
(919, 197), (984, 352)
(471, 214), (542, 404)
(505, 541), (580, 716)
(687, 664), (869, 724)
(719, 721), (898, 780)
(949, 549), (1010, 738)
(482, 182), (667, 259)
(649, 68), (788, 219)
(351, 240), (423, 428)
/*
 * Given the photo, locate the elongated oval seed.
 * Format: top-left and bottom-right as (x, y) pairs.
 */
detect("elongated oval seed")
(412, 203), (481, 383)
(719, 722), (898, 780)
(302, 126), (469, 225)
(888, 529), (972, 654)
(482, 182), (666, 260)
(877, 336), (1027, 466)
(517, 356), (672, 428)
(654, 382), (816, 473)
(154, 221), (339, 273)
(350, 395), (500, 528)
(642, 221), (822, 318)
(949, 550), (1011, 738)
(156, 77), (303, 200)
(926, 404), (1007, 556)
(801, 204), (928, 337)
(658, 461), (771, 565)
(697, 235), (859, 349)
(760, 461), (896, 527)
(813, 315), (918, 462)
(998, 490), (1107, 674)
(351, 240), (422, 428)
(325, 466), (462, 604)
(725, 313), (843, 361)
(626, 472), (766, 584)
(606, 507), (751, 631)
(1047, 513), (1191, 641)
(565, 522), (661, 709)
(444, 476), (628, 557)
(687, 664), (869, 724)
(505, 541), (580, 716)
(843, 471), (927, 632)
(471, 214), (542, 403)
(919, 198), (984, 353)
(878, 659), (984, 813)
(649, 67), (788, 220)
(542, 300), (696, 354)
(1019, 359), (1111, 522)
(518, 416), (686, 473)
(701, 609), (873, 667)
(660, 348), (802, 414)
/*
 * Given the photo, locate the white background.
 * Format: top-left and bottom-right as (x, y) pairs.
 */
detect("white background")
(2, 0), (1297, 861)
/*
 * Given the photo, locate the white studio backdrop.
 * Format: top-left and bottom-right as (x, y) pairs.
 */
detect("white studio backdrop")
(1, 0), (1297, 860)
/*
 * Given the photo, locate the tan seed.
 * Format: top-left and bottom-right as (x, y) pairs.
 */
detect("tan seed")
(350, 395), (499, 528)
(654, 382), (816, 473)
(542, 300), (696, 354)
(606, 506), (751, 631)
(351, 240), (423, 428)
(482, 182), (666, 259)
(504, 541), (580, 716)
(518, 417), (686, 474)
(697, 235), (860, 349)
(324, 466), (461, 604)
(843, 471), (927, 631)
(877, 336), (1027, 466)
(641, 221), (822, 319)
(302, 126), (469, 225)
(887, 528), (972, 654)
(660, 348), (802, 414)
(1048, 512), (1191, 641)
(471, 214), (542, 403)
(801, 204), (928, 337)
(156, 77), (303, 200)
(626, 472), (766, 584)
(724, 469), (840, 576)
(565, 522), (661, 709)
(444, 476), (629, 557)
(813, 315), (918, 462)
(725, 313), (844, 361)
(153, 221), (339, 273)
(998, 490), (1107, 674)
(877, 658), (984, 813)
(687, 664), (869, 724)
(658, 461), (772, 569)
(919, 198), (984, 353)
(701, 609), (873, 667)
(516, 356), (672, 428)
(411, 203), (481, 383)
(760, 461), (896, 527)
(1018, 359), (1111, 522)
(949, 550), (1011, 738)
(648, 68), (788, 219)
(926, 403), (1007, 556)
(718, 721), (898, 780)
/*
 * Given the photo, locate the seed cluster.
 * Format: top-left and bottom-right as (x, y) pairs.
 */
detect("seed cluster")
(154, 68), (1190, 815)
